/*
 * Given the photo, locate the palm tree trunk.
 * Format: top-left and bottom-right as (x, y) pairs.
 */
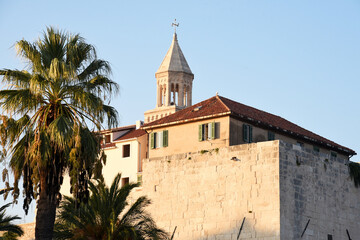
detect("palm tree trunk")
(35, 173), (57, 240)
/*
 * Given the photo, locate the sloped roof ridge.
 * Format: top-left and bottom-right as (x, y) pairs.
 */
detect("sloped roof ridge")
(216, 95), (231, 112)
(218, 95), (354, 154)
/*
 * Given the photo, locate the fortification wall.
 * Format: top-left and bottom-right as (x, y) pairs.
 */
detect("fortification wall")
(141, 141), (281, 240)
(279, 141), (360, 239)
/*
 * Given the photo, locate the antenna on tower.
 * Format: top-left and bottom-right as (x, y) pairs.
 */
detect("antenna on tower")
(172, 19), (179, 33)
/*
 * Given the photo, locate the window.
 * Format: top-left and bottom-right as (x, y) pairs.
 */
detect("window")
(331, 151), (337, 158)
(121, 177), (129, 187)
(198, 122), (217, 141)
(104, 134), (111, 144)
(137, 174), (142, 186)
(150, 130), (168, 149)
(157, 131), (163, 148)
(268, 131), (275, 141)
(327, 234), (333, 240)
(313, 146), (320, 152)
(243, 124), (253, 143)
(123, 144), (130, 158)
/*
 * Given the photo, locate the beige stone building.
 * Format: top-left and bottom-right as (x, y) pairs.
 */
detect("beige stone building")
(100, 121), (147, 187)
(19, 31), (360, 240)
(137, 32), (359, 239)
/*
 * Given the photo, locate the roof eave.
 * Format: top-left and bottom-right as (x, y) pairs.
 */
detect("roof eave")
(229, 112), (356, 156)
(142, 111), (232, 130)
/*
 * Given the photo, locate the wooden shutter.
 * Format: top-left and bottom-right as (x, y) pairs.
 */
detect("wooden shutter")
(268, 131), (275, 141)
(199, 124), (203, 141)
(150, 133), (155, 149)
(163, 130), (168, 147)
(211, 122), (215, 139)
(243, 124), (248, 142)
(249, 126), (253, 143)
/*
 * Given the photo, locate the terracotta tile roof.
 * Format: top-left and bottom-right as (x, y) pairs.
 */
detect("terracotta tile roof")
(114, 129), (147, 141)
(143, 95), (356, 156)
(100, 124), (136, 134)
(142, 96), (231, 127)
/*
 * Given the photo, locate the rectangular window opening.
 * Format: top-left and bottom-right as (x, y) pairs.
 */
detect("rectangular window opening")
(327, 234), (333, 240)
(268, 131), (275, 141)
(104, 134), (111, 144)
(123, 144), (130, 158)
(243, 124), (253, 143)
(121, 177), (129, 187)
(313, 146), (320, 152)
(150, 130), (169, 149)
(199, 122), (217, 141)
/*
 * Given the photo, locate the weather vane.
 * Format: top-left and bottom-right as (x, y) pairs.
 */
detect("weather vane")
(172, 19), (179, 33)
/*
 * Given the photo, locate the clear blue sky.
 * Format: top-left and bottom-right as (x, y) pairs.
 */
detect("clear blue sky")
(1, 0), (359, 223)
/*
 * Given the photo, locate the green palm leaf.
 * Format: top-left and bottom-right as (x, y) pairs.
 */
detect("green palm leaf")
(54, 174), (169, 240)
(0, 27), (119, 239)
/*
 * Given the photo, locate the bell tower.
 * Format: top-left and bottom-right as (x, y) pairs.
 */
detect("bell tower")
(145, 22), (194, 123)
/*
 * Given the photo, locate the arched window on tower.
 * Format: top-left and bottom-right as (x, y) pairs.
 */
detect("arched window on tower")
(175, 84), (179, 106)
(159, 85), (163, 106)
(161, 85), (166, 106)
(170, 83), (176, 105)
(184, 85), (188, 106)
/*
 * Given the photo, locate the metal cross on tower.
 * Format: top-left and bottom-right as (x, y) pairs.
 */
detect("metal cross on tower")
(172, 19), (179, 33)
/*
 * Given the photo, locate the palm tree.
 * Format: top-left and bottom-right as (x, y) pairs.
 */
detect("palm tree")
(0, 27), (119, 239)
(0, 203), (24, 239)
(54, 174), (169, 240)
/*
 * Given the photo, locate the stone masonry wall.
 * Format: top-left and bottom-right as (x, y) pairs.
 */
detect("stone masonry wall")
(141, 141), (281, 240)
(279, 141), (360, 239)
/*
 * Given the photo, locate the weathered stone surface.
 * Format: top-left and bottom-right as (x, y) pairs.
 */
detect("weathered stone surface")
(137, 140), (360, 239)
(140, 141), (281, 239)
(279, 141), (360, 239)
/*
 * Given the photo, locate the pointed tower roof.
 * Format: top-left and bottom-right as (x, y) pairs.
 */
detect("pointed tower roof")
(156, 33), (193, 75)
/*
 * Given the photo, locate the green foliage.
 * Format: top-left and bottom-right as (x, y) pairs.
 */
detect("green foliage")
(200, 149), (208, 154)
(348, 162), (360, 188)
(54, 174), (169, 240)
(0, 203), (24, 238)
(0, 27), (119, 238)
(200, 148), (219, 155)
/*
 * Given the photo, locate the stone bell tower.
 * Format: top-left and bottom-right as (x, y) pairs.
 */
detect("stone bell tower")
(144, 24), (194, 123)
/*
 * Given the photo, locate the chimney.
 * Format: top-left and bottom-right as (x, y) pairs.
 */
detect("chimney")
(136, 120), (143, 129)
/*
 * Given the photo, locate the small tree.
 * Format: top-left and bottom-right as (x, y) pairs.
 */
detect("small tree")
(54, 174), (169, 240)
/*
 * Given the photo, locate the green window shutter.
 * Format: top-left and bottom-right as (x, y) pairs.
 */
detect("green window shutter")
(268, 131), (275, 141)
(249, 126), (253, 143)
(313, 146), (319, 152)
(199, 124), (203, 141)
(211, 122), (215, 139)
(150, 133), (155, 149)
(163, 130), (168, 147)
(243, 124), (248, 142)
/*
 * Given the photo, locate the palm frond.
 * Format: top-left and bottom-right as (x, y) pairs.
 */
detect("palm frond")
(15, 40), (42, 71)
(0, 203), (24, 236)
(77, 59), (111, 81)
(0, 89), (43, 115)
(0, 69), (32, 88)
